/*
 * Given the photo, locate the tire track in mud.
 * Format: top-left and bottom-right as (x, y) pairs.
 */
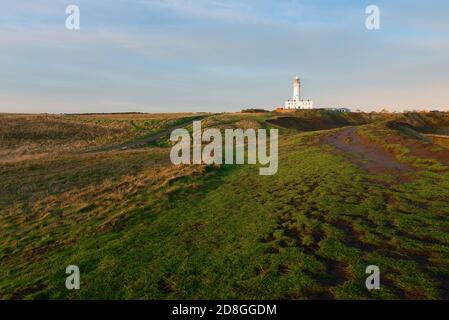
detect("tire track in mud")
(321, 127), (411, 176)
(257, 127), (446, 299)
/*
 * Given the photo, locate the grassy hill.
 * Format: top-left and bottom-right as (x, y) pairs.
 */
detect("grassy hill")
(0, 111), (448, 299)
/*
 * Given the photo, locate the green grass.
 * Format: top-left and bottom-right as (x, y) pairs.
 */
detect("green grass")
(0, 112), (448, 299)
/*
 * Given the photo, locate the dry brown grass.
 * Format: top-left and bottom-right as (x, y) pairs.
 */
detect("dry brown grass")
(0, 113), (204, 163)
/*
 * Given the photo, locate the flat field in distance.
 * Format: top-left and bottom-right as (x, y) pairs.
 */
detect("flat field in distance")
(0, 110), (448, 299)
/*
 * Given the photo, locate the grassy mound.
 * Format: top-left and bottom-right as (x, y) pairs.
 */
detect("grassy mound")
(0, 112), (448, 300)
(267, 110), (372, 131)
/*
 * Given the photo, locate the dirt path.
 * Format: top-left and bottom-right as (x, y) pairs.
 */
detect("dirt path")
(322, 127), (410, 175)
(88, 115), (209, 153)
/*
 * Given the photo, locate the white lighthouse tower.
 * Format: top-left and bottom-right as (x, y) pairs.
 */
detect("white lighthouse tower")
(284, 76), (313, 110)
(293, 76), (301, 101)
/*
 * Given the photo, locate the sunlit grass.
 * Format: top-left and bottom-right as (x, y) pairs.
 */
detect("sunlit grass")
(0, 111), (448, 299)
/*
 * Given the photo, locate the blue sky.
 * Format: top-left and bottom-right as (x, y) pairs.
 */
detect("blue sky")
(1, 0), (449, 113)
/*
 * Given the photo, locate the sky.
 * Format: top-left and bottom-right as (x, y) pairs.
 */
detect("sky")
(1, 0), (449, 113)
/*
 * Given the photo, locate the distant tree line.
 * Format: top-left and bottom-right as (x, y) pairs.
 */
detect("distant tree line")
(241, 108), (270, 113)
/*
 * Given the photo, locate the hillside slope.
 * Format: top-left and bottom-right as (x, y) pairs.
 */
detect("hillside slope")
(0, 112), (448, 300)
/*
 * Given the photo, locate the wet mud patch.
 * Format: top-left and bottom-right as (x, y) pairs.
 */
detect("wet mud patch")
(322, 127), (411, 176)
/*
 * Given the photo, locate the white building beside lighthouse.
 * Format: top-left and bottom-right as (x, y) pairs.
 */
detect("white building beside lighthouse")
(284, 76), (314, 109)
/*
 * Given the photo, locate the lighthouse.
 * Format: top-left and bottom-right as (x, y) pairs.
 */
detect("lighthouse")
(284, 76), (314, 110)
(293, 76), (301, 101)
